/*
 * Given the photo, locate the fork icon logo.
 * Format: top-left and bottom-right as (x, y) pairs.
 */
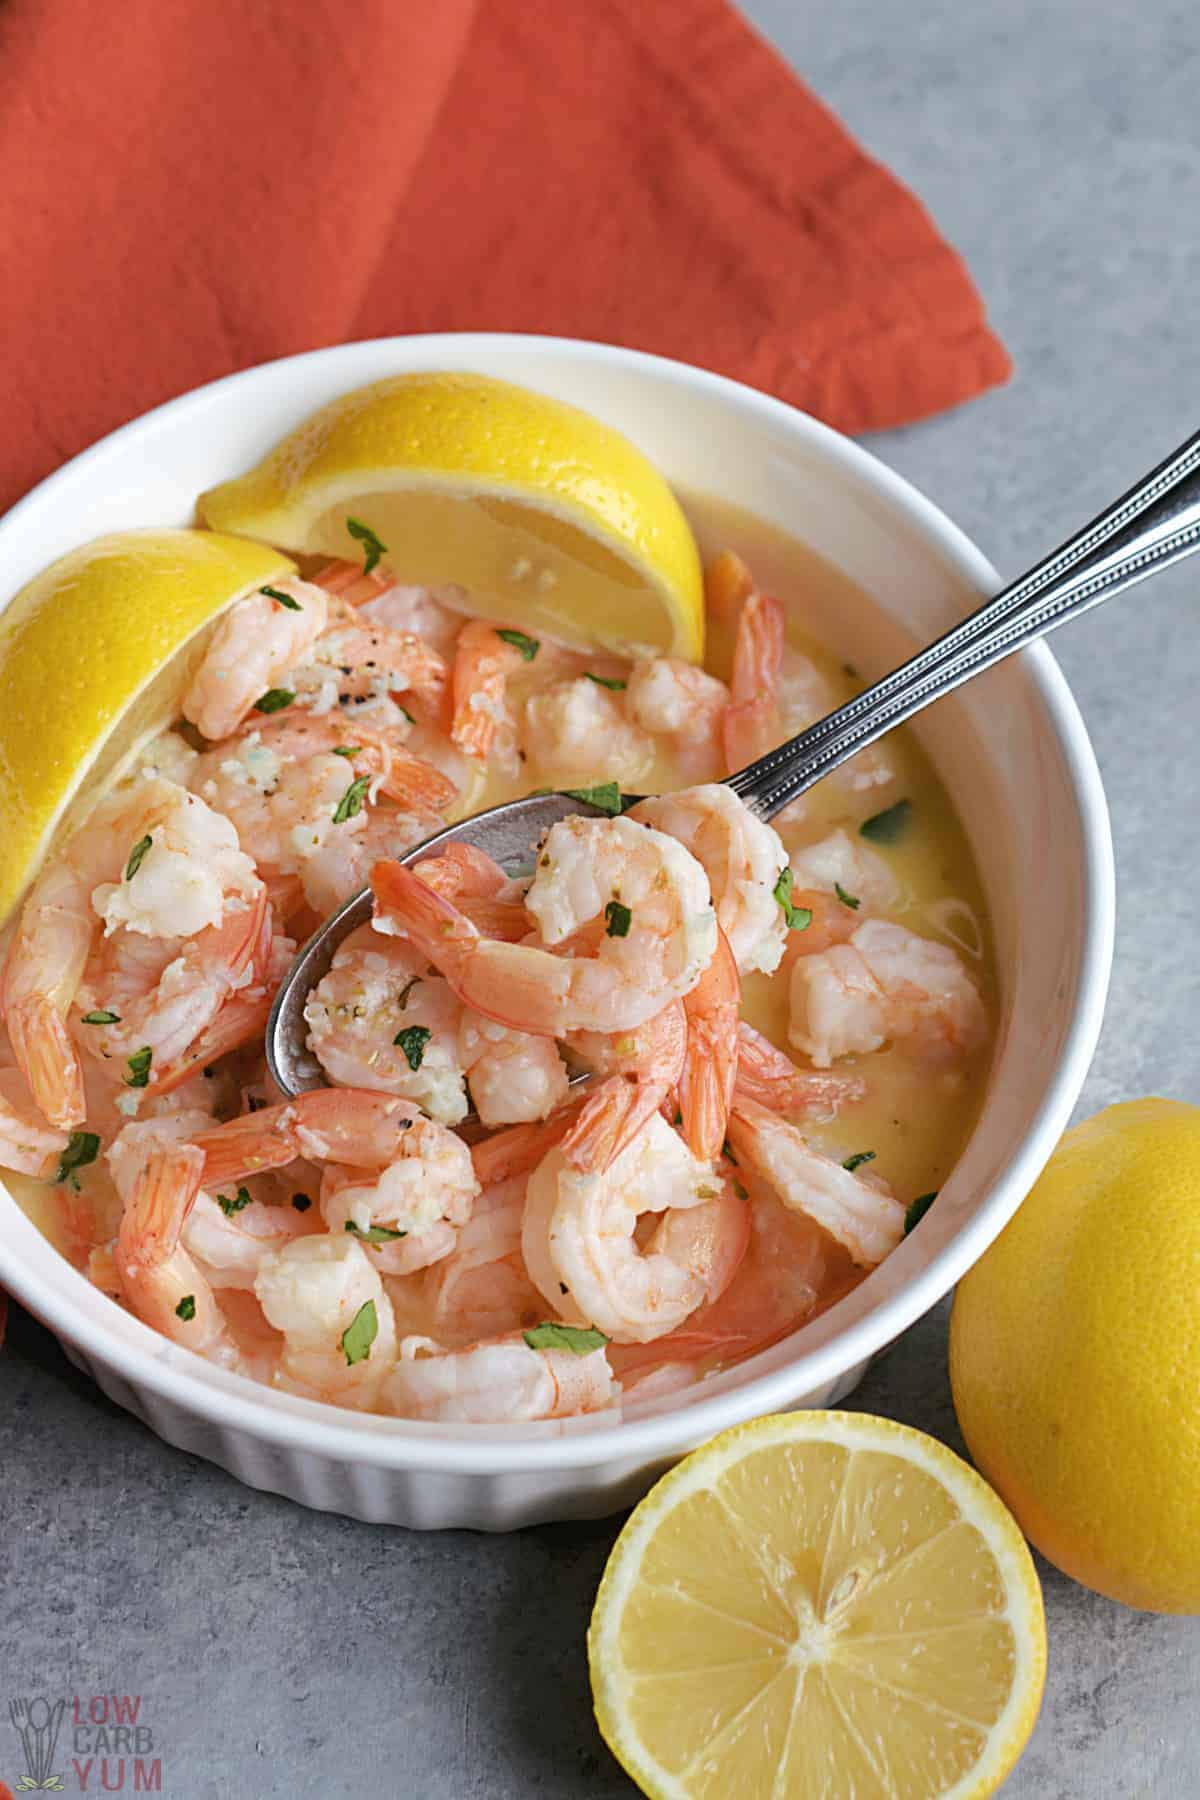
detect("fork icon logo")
(7, 1698), (65, 1792)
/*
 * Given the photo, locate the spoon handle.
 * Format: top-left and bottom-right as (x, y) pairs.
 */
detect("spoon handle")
(728, 426), (1200, 819)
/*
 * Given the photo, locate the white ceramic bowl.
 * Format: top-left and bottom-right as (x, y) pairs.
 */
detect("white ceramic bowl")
(0, 335), (1114, 1529)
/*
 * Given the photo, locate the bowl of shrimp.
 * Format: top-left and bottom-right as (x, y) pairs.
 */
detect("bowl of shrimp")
(0, 335), (1113, 1529)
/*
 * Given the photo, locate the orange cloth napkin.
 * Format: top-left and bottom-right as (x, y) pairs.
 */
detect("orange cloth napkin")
(0, 0), (1009, 517)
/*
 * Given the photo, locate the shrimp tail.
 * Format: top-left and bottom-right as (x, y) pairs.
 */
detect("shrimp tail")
(734, 1021), (866, 1117)
(469, 1105), (582, 1186)
(6, 997), (86, 1131)
(679, 929), (740, 1162)
(722, 589), (784, 774)
(379, 750), (458, 815)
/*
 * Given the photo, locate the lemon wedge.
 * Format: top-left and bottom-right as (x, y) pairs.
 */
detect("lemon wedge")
(198, 372), (704, 661)
(0, 529), (296, 926)
(589, 1411), (1046, 1799)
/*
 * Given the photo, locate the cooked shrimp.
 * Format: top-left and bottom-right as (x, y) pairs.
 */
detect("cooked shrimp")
(786, 827), (901, 917)
(0, 1069), (69, 1177)
(560, 1002), (687, 1173)
(722, 587), (784, 772)
(355, 582), (462, 659)
(468, 1106), (582, 1188)
(2, 777), (263, 1128)
(519, 677), (653, 788)
(678, 927), (740, 1162)
(228, 713), (458, 815)
(255, 1234), (397, 1407)
(381, 1330), (616, 1424)
(788, 917), (988, 1067)
(734, 1021), (865, 1119)
(450, 620), (528, 767)
(149, 928), (294, 1097)
(422, 1176), (544, 1346)
(371, 812), (717, 1035)
(182, 1183), (320, 1290)
(305, 925), (468, 1124)
(182, 578), (330, 741)
(292, 616), (449, 727)
(414, 842), (510, 900)
(311, 559), (395, 607)
(107, 1119), (237, 1361)
(625, 657), (728, 783)
(725, 1097), (905, 1265)
(629, 784), (787, 977)
(457, 1010), (570, 1127)
(192, 1088), (425, 1187)
(703, 549), (755, 632)
(522, 1112), (745, 1343)
(318, 1114), (479, 1276)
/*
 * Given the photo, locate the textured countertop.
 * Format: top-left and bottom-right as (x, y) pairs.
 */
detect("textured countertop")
(4, 3), (1199, 1794)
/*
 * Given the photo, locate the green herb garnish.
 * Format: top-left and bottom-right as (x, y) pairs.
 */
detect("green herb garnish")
(522, 1322), (609, 1355)
(125, 1046), (153, 1088)
(217, 1186), (253, 1218)
(332, 773), (371, 824)
(344, 1220), (407, 1243)
(733, 1181), (748, 1201)
(605, 900), (632, 938)
(561, 781), (622, 816)
(722, 1140), (738, 1166)
(772, 867), (812, 931)
(860, 799), (912, 845)
(842, 1151), (876, 1174)
(261, 584), (301, 610)
(124, 835), (152, 880)
(254, 688), (295, 715)
(396, 976), (421, 1011)
(584, 672), (627, 691)
(292, 1193), (313, 1213)
(346, 516), (387, 576)
(56, 1130), (100, 1191)
(332, 744), (362, 758)
(175, 1295), (196, 1322)
(497, 627), (539, 661)
(393, 1024), (432, 1070)
(905, 1191), (938, 1234)
(81, 1009), (120, 1026)
(834, 881), (861, 910)
(341, 1298), (379, 1365)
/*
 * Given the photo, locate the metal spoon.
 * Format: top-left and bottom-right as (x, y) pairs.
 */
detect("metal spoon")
(268, 425), (1200, 1097)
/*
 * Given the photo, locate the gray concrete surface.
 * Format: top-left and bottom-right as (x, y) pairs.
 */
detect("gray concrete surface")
(3, 2), (1199, 1794)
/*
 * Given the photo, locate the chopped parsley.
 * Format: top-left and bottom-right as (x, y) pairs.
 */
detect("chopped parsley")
(261, 584), (301, 610)
(346, 516), (387, 576)
(124, 835), (152, 881)
(834, 881), (861, 910)
(175, 1296), (196, 1322)
(842, 1151), (876, 1174)
(254, 688), (295, 715)
(722, 1139), (738, 1166)
(56, 1131), (100, 1191)
(81, 1009), (120, 1026)
(604, 900), (632, 938)
(332, 744), (362, 758)
(332, 773), (371, 824)
(396, 976), (422, 1011)
(584, 672), (627, 691)
(497, 627), (539, 661)
(733, 1181), (749, 1201)
(217, 1186), (253, 1218)
(522, 1322), (609, 1355)
(860, 799), (912, 845)
(292, 1193), (313, 1213)
(905, 1191), (938, 1234)
(344, 1219), (407, 1243)
(393, 1024), (432, 1070)
(125, 1046), (153, 1088)
(340, 1298), (379, 1365)
(562, 781), (622, 816)
(772, 867), (812, 931)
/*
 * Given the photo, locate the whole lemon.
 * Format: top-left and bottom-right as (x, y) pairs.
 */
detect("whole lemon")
(950, 1098), (1200, 1612)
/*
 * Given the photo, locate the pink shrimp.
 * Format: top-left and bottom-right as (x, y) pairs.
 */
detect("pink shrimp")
(300, 617), (450, 727)
(722, 586), (785, 773)
(229, 712), (458, 816)
(310, 559), (396, 606)
(450, 620), (528, 764)
(110, 1129), (236, 1359)
(703, 549), (755, 632)
(413, 842), (509, 900)
(192, 1089), (424, 1187)
(0, 859), (92, 1129)
(0, 1069), (69, 1178)
(182, 578), (330, 741)
(468, 1105), (583, 1188)
(678, 927), (740, 1162)
(734, 1022), (866, 1119)
(560, 1003), (687, 1174)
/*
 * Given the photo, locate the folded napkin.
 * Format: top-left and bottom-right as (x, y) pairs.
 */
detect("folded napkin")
(0, 0), (1009, 517)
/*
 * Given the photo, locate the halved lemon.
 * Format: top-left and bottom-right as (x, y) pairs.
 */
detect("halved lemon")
(0, 529), (295, 926)
(198, 372), (705, 661)
(589, 1412), (1046, 1799)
